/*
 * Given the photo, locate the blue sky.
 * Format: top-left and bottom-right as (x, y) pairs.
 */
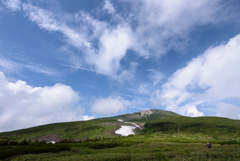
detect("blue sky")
(1, 0), (240, 132)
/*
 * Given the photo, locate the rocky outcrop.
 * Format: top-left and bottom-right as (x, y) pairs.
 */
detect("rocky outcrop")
(140, 110), (153, 117)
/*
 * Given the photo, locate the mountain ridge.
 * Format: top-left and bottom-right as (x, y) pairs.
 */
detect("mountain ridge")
(0, 109), (178, 141)
(1, 109), (240, 142)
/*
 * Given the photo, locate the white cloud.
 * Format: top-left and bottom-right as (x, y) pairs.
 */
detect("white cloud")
(148, 69), (164, 85)
(86, 26), (134, 76)
(0, 72), (84, 132)
(22, 4), (91, 48)
(0, 57), (59, 76)
(0, 57), (18, 70)
(138, 84), (151, 95)
(186, 106), (204, 117)
(91, 96), (130, 115)
(153, 34), (240, 118)
(22, 3), (136, 81)
(6, 1), (235, 83)
(128, 0), (230, 57)
(216, 103), (240, 119)
(2, 0), (21, 11)
(82, 115), (95, 121)
(103, 0), (115, 14)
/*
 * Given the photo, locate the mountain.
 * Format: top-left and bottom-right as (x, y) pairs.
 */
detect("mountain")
(98, 109), (179, 122)
(0, 109), (177, 141)
(0, 109), (239, 142)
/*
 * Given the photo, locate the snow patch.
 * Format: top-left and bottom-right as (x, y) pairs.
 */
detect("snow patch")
(125, 122), (141, 128)
(115, 126), (136, 136)
(118, 119), (123, 122)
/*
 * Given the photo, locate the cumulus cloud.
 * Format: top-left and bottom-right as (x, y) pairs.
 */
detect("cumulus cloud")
(186, 106), (204, 117)
(216, 103), (240, 119)
(91, 96), (130, 115)
(152, 34), (240, 118)
(1, 0), (21, 11)
(86, 26), (134, 76)
(0, 72), (86, 132)
(82, 115), (95, 121)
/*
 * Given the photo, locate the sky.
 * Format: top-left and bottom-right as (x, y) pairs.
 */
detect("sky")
(1, 0), (240, 132)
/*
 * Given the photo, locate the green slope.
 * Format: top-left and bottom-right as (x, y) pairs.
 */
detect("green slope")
(98, 109), (179, 122)
(0, 119), (120, 141)
(0, 109), (177, 141)
(2, 110), (240, 160)
(143, 116), (240, 137)
(1, 109), (240, 142)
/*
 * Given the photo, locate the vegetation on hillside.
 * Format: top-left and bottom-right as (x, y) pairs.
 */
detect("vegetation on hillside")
(143, 116), (240, 137)
(0, 109), (178, 141)
(0, 120), (120, 141)
(102, 109), (179, 122)
(1, 134), (240, 160)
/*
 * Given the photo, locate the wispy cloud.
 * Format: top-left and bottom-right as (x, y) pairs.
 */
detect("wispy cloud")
(22, 3), (136, 82)
(0, 56), (59, 76)
(3, 0), (237, 83)
(148, 69), (164, 85)
(59, 63), (95, 72)
(0, 57), (18, 70)
(1, 0), (21, 11)
(22, 4), (91, 49)
(126, 0), (233, 57)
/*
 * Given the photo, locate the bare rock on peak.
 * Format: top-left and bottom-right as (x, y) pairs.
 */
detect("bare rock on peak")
(140, 110), (153, 117)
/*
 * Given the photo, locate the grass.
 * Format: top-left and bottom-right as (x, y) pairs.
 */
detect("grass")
(143, 116), (240, 138)
(0, 109), (179, 141)
(0, 120), (120, 141)
(3, 135), (240, 161)
(1, 132), (240, 160)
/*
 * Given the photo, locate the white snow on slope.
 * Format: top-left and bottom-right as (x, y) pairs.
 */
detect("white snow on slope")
(125, 122), (141, 128)
(115, 126), (136, 136)
(118, 119), (123, 122)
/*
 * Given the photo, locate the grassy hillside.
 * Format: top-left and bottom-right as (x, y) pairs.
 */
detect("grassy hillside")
(0, 119), (121, 141)
(0, 109), (178, 141)
(1, 110), (240, 160)
(1, 109), (240, 142)
(143, 116), (240, 138)
(99, 109), (179, 122)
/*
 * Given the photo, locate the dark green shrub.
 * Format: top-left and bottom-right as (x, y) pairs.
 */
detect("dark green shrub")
(0, 143), (71, 160)
(9, 140), (18, 146)
(19, 139), (29, 145)
(0, 140), (10, 146)
(82, 143), (121, 149)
